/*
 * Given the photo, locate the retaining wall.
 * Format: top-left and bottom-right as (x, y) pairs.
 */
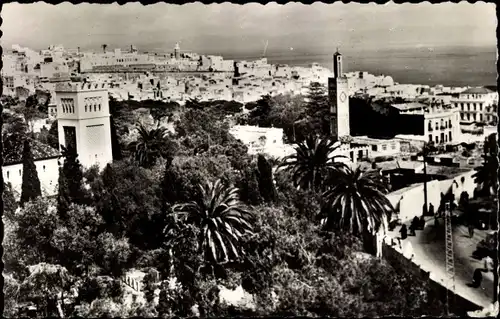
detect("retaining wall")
(382, 239), (482, 315)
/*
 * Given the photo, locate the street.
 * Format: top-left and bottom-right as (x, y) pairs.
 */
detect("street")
(388, 216), (494, 309)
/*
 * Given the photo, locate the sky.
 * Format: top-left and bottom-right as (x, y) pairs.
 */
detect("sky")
(1, 2), (497, 56)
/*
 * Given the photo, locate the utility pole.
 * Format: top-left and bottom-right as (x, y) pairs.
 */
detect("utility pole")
(422, 142), (429, 215)
(445, 202), (456, 315)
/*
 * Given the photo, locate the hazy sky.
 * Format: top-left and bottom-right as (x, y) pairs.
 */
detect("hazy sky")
(1, 2), (497, 55)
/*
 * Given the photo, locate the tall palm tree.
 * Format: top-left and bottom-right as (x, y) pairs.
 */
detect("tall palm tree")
(128, 123), (170, 168)
(473, 133), (498, 196)
(166, 179), (254, 264)
(279, 134), (347, 192)
(320, 166), (395, 254)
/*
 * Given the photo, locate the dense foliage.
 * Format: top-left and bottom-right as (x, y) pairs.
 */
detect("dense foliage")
(2, 95), (449, 317)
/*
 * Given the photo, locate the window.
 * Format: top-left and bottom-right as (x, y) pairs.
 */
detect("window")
(449, 131), (452, 142)
(480, 103), (483, 111)
(480, 114), (483, 121)
(19, 169), (22, 176)
(391, 142), (396, 150)
(382, 144), (387, 151)
(435, 122), (439, 130)
(473, 103), (476, 111)
(43, 165), (46, 172)
(473, 114), (477, 121)
(98, 104), (101, 111)
(467, 103), (470, 111)
(429, 134), (433, 143)
(371, 145), (378, 151)
(435, 136), (439, 144)
(7, 171), (9, 179)
(85, 105), (87, 112)
(461, 113), (464, 120)
(467, 113), (470, 120)
(428, 122), (432, 131)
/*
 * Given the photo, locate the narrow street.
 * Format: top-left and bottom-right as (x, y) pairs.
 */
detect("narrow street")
(388, 216), (495, 309)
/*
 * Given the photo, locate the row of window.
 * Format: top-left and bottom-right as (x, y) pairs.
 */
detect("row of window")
(5, 165), (48, 179)
(61, 98), (75, 113)
(428, 119), (452, 131)
(84, 97), (103, 112)
(428, 132), (453, 144)
(460, 113), (497, 122)
(456, 102), (498, 113)
(371, 142), (397, 152)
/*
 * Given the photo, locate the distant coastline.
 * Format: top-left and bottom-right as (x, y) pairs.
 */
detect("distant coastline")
(220, 46), (497, 88)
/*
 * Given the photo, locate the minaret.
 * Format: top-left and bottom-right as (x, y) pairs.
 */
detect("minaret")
(333, 48), (343, 79)
(55, 82), (113, 169)
(328, 48), (350, 141)
(174, 42), (180, 60)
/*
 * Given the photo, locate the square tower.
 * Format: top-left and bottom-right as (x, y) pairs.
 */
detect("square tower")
(55, 82), (113, 169)
(329, 50), (350, 141)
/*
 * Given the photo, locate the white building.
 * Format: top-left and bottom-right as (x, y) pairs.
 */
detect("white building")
(2, 141), (61, 200)
(451, 87), (498, 125)
(80, 50), (153, 72)
(393, 102), (461, 145)
(351, 136), (402, 158)
(56, 82), (113, 169)
(229, 125), (294, 159)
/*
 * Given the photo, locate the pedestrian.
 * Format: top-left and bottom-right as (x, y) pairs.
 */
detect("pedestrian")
(409, 223), (416, 236)
(419, 215), (426, 230)
(434, 215), (439, 227)
(400, 224), (408, 240)
(473, 268), (483, 288)
(468, 224), (475, 238)
(429, 203), (435, 217)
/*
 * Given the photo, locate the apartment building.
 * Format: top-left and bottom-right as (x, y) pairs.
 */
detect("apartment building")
(451, 87), (498, 125)
(393, 102), (461, 145)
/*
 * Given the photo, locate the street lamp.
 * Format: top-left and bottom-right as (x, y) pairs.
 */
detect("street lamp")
(418, 142), (432, 216)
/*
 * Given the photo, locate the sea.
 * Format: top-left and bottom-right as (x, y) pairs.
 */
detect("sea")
(220, 46), (497, 88)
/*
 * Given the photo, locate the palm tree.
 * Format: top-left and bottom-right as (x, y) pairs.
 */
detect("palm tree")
(279, 134), (347, 192)
(165, 179), (254, 265)
(473, 133), (498, 196)
(320, 166), (395, 255)
(128, 123), (171, 168)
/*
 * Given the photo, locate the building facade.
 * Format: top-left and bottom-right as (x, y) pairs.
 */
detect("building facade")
(394, 102), (461, 145)
(451, 87), (498, 125)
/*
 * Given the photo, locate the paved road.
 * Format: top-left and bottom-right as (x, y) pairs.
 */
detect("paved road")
(388, 217), (494, 309)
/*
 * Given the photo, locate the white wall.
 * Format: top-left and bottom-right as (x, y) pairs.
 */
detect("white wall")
(387, 170), (478, 222)
(2, 157), (60, 200)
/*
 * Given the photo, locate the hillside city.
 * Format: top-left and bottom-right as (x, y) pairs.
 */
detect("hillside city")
(1, 36), (498, 319)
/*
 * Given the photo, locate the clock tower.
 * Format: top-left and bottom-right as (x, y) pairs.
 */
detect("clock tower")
(328, 49), (350, 141)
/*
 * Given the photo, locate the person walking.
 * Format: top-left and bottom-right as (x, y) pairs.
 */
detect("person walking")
(473, 268), (483, 288)
(419, 215), (426, 230)
(409, 223), (416, 236)
(468, 224), (475, 238)
(400, 224), (408, 240)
